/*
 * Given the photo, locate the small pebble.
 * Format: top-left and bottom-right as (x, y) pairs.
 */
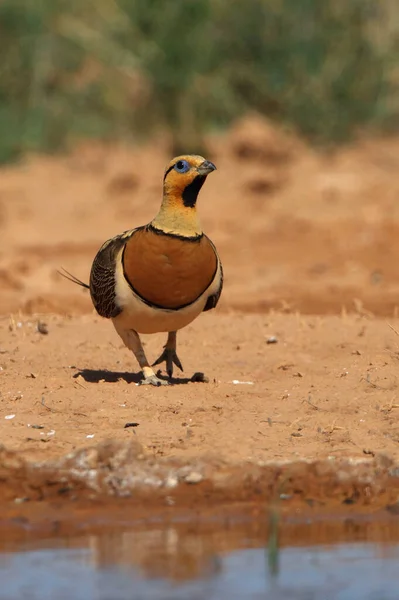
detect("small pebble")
(165, 476), (178, 488)
(86, 434), (95, 439)
(5, 414), (15, 420)
(184, 471), (203, 484)
(191, 372), (209, 383)
(266, 336), (278, 344)
(36, 321), (48, 335)
(37, 321), (49, 335)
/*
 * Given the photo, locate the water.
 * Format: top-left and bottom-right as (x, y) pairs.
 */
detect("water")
(2, 517), (399, 599)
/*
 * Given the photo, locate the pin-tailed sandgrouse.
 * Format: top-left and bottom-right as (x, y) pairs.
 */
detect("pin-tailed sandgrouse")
(61, 155), (223, 386)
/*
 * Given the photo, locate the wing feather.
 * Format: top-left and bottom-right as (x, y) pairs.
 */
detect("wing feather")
(90, 229), (135, 318)
(203, 238), (223, 312)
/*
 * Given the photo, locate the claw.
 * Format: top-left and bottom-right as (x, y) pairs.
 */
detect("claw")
(153, 348), (184, 378)
(139, 374), (169, 386)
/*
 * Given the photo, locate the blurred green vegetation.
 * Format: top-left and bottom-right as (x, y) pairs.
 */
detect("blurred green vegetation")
(0, 0), (396, 162)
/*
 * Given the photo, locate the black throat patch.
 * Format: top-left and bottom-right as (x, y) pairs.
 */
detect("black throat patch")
(182, 175), (206, 208)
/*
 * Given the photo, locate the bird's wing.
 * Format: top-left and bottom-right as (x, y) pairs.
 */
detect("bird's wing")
(90, 229), (137, 318)
(203, 237), (223, 312)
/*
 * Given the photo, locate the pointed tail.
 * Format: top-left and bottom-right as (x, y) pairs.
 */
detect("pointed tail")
(58, 268), (90, 290)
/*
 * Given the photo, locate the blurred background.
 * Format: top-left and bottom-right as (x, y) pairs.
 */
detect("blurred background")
(0, 0), (396, 160)
(0, 0), (399, 316)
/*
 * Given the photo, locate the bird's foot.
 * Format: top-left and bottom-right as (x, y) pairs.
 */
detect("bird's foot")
(139, 373), (169, 387)
(152, 348), (183, 379)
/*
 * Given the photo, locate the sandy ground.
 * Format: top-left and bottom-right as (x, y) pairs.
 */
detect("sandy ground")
(1, 116), (399, 514)
(1, 311), (399, 466)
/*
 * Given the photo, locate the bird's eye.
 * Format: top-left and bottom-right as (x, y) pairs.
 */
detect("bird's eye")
(174, 159), (190, 173)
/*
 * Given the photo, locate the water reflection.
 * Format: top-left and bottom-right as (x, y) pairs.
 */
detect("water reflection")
(1, 515), (399, 599)
(87, 528), (223, 581)
(83, 515), (399, 582)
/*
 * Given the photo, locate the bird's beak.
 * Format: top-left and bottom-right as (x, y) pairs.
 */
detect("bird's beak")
(197, 160), (217, 176)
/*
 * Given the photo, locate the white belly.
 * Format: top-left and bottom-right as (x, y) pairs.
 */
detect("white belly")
(112, 293), (206, 334)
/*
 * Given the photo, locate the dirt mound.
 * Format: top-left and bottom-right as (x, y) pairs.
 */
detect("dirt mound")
(228, 113), (303, 164)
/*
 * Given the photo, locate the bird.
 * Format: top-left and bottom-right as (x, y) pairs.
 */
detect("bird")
(60, 154), (223, 386)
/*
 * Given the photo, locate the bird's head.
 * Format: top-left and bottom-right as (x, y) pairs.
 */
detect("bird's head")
(163, 155), (216, 207)
(152, 155), (216, 237)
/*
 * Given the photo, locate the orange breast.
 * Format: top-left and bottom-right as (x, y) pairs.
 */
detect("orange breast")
(123, 228), (217, 309)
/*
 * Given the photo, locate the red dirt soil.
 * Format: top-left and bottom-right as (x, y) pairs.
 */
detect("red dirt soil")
(1, 312), (399, 465)
(1, 116), (399, 514)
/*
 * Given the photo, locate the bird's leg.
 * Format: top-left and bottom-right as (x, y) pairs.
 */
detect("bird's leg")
(115, 326), (168, 386)
(153, 331), (184, 379)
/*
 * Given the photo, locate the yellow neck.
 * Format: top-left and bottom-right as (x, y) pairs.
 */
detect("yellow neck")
(151, 189), (202, 237)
